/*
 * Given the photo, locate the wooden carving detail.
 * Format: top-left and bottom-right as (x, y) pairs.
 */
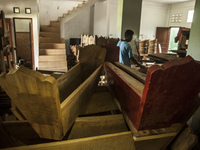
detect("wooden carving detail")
(105, 56), (200, 130)
(0, 66), (62, 139)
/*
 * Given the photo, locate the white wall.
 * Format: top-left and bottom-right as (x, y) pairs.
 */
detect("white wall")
(93, 0), (118, 38)
(168, 0), (195, 28)
(140, 2), (169, 40)
(0, 0), (39, 69)
(39, 0), (82, 25)
(64, 6), (94, 54)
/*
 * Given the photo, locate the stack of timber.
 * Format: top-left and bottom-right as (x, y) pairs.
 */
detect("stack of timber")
(39, 21), (67, 72)
(0, 45), (106, 141)
(139, 39), (157, 55)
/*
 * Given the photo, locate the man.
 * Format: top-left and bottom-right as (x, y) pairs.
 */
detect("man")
(117, 29), (143, 67)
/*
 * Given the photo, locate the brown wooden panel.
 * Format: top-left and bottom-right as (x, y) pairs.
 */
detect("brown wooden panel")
(156, 27), (170, 53)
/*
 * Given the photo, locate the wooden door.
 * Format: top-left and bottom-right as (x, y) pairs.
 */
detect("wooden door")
(156, 27), (170, 53)
(13, 18), (33, 69)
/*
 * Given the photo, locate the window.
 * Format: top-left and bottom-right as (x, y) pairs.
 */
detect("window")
(187, 10), (194, 23)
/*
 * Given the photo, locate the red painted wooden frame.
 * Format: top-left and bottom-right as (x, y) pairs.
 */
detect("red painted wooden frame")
(105, 56), (200, 130)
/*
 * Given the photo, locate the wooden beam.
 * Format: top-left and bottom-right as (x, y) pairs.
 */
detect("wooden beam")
(3, 132), (134, 150)
(114, 62), (146, 84)
(68, 114), (128, 139)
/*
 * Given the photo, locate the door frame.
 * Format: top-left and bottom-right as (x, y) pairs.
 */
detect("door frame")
(13, 18), (34, 69)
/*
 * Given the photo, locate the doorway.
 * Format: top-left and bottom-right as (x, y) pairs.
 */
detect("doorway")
(13, 18), (34, 69)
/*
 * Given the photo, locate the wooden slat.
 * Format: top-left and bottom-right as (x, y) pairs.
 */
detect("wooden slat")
(3, 131), (134, 150)
(38, 61), (67, 69)
(114, 62), (146, 84)
(80, 91), (118, 115)
(39, 49), (66, 55)
(61, 65), (103, 135)
(38, 55), (66, 62)
(68, 114), (128, 139)
(39, 43), (65, 49)
(57, 63), (82, 103)
(0, 67), (63, 140)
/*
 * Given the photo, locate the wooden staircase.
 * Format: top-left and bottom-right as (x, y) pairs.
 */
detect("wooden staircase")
(39, 21), (68, 72)
(38, 0), (100, 72)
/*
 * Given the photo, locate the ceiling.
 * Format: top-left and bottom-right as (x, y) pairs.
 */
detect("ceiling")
(143, 0), (195, 4)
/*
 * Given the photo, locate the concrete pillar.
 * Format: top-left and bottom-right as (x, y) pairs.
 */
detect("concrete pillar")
(187, 0), (200, 61)
(117, 0), (142, 55)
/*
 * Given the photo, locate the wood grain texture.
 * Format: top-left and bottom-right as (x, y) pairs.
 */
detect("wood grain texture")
(80, 91), (118, 115)
(68, 114), (128, 139)
(114, 62), (146, 84)
(103, 43), (119, 63)
(79, 45), (106, 80)
(57, 63), (82, 103)
(105, 56), (200, 131)
(3, 132), (134, 150)
(0, 66), (63, 140)
(61, 65), (103, 135)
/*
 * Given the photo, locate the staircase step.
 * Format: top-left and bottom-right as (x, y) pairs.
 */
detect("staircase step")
(39, 55), (66, 62)
(39, 43), (65, 49)
(40, 49), (66, 55)
(73, 7), (77, 11)
(40, 26), (60, 32)
(68, 10), (72, 15)
(39, 67), (68, 72)
(39, 61), (67, 69)
(40, 38), (65, 43)
(83, 0), (88, 4)
(78, 4), (83, 7)
(50, 21), (60, 27)
(40, 32), (60, 38)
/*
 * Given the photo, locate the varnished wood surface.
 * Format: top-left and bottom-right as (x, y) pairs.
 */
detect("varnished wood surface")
(2, 131), (134, 150)
(114, 62), (146, 84)
(105, 56), (200, 131)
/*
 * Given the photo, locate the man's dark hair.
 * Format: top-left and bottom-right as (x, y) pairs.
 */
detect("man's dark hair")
(125, 29), (134, 38)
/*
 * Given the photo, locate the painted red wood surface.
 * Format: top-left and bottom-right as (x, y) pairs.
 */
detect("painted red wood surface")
(105, 56), (200, 130)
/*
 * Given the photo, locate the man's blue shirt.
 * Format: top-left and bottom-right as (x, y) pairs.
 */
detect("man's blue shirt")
(117, 40), (133, 67)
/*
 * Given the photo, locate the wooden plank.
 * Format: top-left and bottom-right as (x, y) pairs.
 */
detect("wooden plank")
(38, 61), (67, 69)
(68, 114), (128, 139)
(57, 63), (82, 103)
(114, 62), (146, 84)
(39, 49), (66, 55)
(38, 55), (66, 61)
(3, 131), (134, 150)
(0, 66), (63, 140)
(80, 91), (118, 115)
(61, 65), (103, 135)
(148, 53), (180, 62)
